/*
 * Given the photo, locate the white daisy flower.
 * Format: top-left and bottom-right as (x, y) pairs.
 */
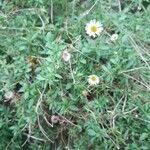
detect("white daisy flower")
(62, 50), (71, 62)
(85, 20), (103, 38)
(87, 75), (100, 86)
(111, 33), (118, 42)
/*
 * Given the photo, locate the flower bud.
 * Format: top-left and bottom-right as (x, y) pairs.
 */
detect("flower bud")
(111, 34), (118, 42)
(51, 115), (59, 123)
(62, 50), (71, 62)
(4, 91), (15, 100)
(82, 90), (88, 97)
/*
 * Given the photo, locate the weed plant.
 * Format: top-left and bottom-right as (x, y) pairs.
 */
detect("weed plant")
(0, 0), (150, 149)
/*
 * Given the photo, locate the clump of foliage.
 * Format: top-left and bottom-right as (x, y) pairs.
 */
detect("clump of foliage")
(0, 0), (150, 149)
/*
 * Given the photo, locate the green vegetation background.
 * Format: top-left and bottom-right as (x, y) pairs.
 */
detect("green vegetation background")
(0, 0), (150, 149)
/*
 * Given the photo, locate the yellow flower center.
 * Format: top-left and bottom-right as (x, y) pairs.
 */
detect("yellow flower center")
(90, 25), (97, 32)
(91, 76), (96, 81)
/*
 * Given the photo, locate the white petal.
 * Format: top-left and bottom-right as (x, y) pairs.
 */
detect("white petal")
(96, 22), (102, 27)
(92, 19), (96, 24)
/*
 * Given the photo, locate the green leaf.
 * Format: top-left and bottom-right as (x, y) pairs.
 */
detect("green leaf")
(45, 32), (54, 42)
(88, 129), (96, 136)
(80, 59), (86, 64)
(66, 83), (72, 90)
(140, 133), (148, 141)
(54, 74), (62, 79)
(70, 105), (79, 112)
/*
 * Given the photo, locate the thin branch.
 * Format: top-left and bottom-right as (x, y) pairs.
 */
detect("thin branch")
(69, 60), (75, 84)
(37, 13), (45, 31)
(50, 0), (53, 24)
(37, 116), (54, 143)
(136, 117), (150, 124)
(35, 86), (46, 113)
(58, 114), (79, 127)
(22, 123), (32, 147)
(123, 73), (150, 90)
(73, 47), (99, 63)
(23, 133), (47, 142)
(113, 95), (124, 113)
(117, 0), (122, 12)
(80, 0), (100, 18)
(130, 36), (150, 70)
(43, 114), (53, 127)
(7, 8), (46, 16)
(122, 95), (127, 113)
(119, 67), (148, 74)
(123, 107), (138, 115)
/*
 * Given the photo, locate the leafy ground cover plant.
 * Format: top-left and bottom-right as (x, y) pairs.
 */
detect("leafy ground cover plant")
(0, 0), (150, 149)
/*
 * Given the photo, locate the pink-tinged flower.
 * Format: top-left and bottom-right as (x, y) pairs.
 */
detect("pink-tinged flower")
(51, 115), (59, 123)
(62, 50), (71, 62)
(4, 91), (15, 100)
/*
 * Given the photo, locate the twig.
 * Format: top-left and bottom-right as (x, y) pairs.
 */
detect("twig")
(35, 85), (53, 143)
(20, 123), (28, 132)
(35, 90), (43, 113)
(137, 40), (150, 57)
(123, 107), (138, 115)
(113, 95), (124, 113)
(109, 136), (120, 150)
(37, 116), (54, 143)
(67, 135), (70, 150)
(7, 8), (46, 16)
(130, 36), (150, 70)
(117, 0), (122, 12)
(50, 0), (53, 24)
(37, 13), (45, 31)
(65, 19), (73, 43)
(73, 47), (99, 63)
(35, 86), (46, 113)
(43, 114), (53, 127)
(80, 0), (100, 18)
(22, 123), (32, 147)
(69, 60), (75, 84)
(58, 114), (79, 127)
(112, 114), (117, 128)
(122, 95), (127, 113)
(107, 95), (124, 128)
(84, 107), (98, 124)
(123, 73), (150, 90)
(120, 67), (148, 74)
(23, 133), (47, 142)
(5, 140), (12, 150)
(135, 117), (150, 124)
(60, 127), (67, 146)
(0, 26), (27, 31)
